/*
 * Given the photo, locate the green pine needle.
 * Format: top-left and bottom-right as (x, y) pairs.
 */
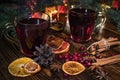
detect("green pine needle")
(106, 9), (120, 31)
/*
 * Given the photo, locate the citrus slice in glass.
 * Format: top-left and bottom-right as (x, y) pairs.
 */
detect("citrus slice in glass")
(24, 61), (41, 74)
(62, 61), (85, 75)
(8, 57), (33, 77)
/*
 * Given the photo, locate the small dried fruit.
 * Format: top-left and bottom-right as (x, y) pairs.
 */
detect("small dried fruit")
(53, 41), (70, 54)
(8, 57), (33, 77)
(50, 62), (62, 72)
(24, 61), (41, 74)
(62, 61), (85, 75)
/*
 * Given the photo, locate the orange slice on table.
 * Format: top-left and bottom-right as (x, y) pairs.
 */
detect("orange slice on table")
(53, 41), (70, 54)
(8, 57), (34, 77)
(24, 61), (41, 74)
(62, 61), (85, 75)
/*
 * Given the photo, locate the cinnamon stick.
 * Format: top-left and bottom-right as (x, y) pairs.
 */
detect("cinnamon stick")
(92, 54), (120, 66)
(88, 37), (120, 54)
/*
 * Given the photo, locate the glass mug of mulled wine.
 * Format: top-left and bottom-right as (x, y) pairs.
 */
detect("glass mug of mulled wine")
(68, 7), (106, 43)
(15, 12), (50, 57)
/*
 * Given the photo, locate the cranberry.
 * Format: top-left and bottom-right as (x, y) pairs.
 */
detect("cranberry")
(58, 55), (63, 59)
(69, 56), (73, 60)
(83, 63), (87, 67)
(83, 52), (89, 56)
(80, 60), (84, 64)
(74, 52), (78, 55)
(64, 53), (70, 59)
(84, 60), (89, 64)
(79, 46), (85, 52)
(73, 56), (79, 61)
(78, 57), (83, 61)
(86, 62), (92, 67)
(77, 53), (82, 57)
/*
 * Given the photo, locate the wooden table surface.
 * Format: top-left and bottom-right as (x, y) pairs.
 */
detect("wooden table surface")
(0, 21), (120, 80)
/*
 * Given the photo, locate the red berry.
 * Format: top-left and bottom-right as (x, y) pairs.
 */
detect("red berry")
(79, 46), (85, 52)
(83, 52), (89, 56)
(84, 60), (89, 64)
(80, 60), (84, 64)
(74, 56), (79, 61)
(71, 58), (76, 61)
(74, 52), (78, 55)
(86, 62), (91, 67)
(78, 57), (83, 61)
(58, 55), (63, 59)
(77, 53), (82, 57)
(64, 53), (70, 59)
(69, 56), (73, 60)
(83, 63), (87, 67)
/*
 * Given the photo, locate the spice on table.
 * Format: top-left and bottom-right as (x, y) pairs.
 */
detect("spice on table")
(87, 37), (120, 55)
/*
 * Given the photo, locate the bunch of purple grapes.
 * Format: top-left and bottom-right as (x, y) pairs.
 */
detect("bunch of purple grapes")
(33, 44), (54, 67)
(57, 46), (95, 67)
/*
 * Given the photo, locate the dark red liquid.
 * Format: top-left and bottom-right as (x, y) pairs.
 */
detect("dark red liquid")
(16, 18), (49, 57)
(69, 8), (97, 43)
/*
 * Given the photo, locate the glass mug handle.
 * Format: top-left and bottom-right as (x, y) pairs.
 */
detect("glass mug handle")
(94, 12), (106, 40)
(2, 22), (19, 46)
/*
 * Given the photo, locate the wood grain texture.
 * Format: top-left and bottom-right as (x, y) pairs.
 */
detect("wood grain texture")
(0, 22), (120, 80)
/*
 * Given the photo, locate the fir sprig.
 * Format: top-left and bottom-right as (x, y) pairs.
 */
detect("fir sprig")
(68, 0), (101, 11)
(106, 9), (120, 31)
(0, 5), (17, 38)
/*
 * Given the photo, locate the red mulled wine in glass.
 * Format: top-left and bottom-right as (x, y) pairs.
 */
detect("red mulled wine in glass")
(69, 7), (97, 43)
(16, 12), (50, 57)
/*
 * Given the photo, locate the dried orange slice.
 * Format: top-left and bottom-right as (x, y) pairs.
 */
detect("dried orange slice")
(24, 61), (41, 74)
(62, 61), (85, 75)
(8, 57), (33, 77)
(53, 41), (70, 54)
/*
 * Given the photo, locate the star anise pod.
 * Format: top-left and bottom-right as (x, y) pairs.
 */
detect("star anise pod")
(89, 65), (109, 80)
(50, 62), (62, 72)
(95, 66), (109, 80)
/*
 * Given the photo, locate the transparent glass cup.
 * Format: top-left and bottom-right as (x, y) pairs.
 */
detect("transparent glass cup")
(68, 6), (106, 43)
(15, 12), (50, 57)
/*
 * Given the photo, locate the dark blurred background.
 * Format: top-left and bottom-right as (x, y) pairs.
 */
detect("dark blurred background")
(0, 0), (16, 3)
(0, 0), (25, 5)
